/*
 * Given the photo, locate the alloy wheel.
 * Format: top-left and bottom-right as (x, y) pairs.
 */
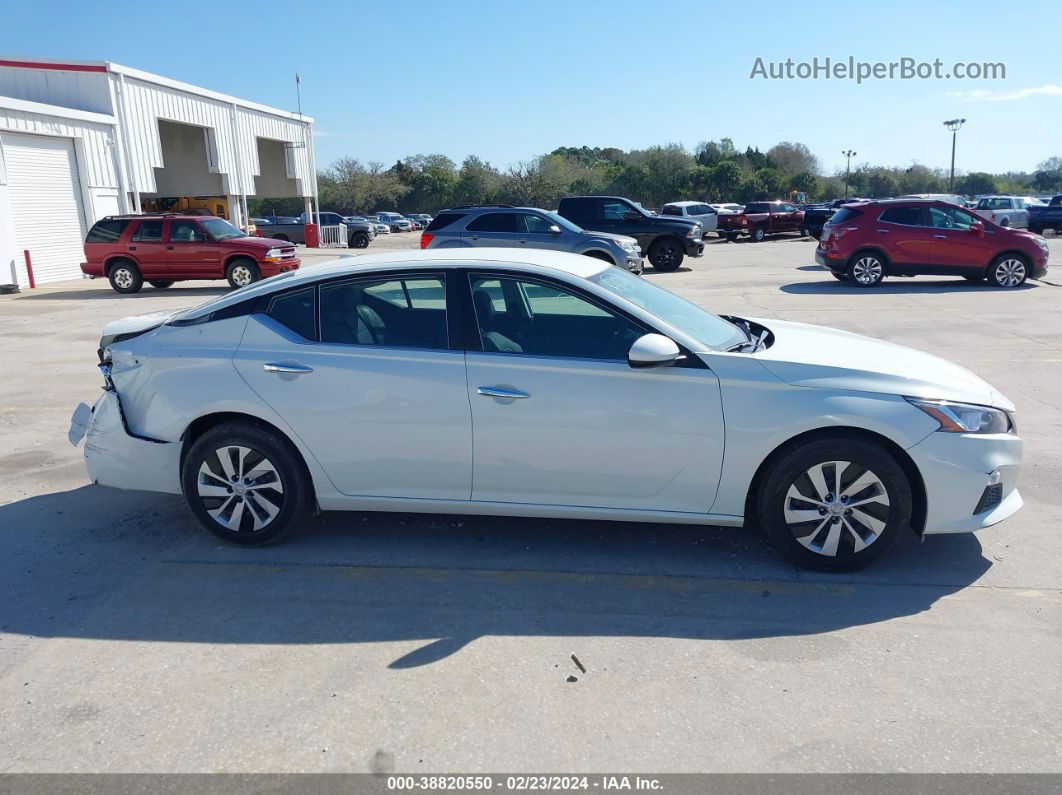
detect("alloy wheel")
(851, 256), (883, 285)
(231, 265), (253, 287)
(782, 460), (890, 557)
(114, 269), (133, 289)
(994, 258), (1026, 287)
(197, 445), (285, 533)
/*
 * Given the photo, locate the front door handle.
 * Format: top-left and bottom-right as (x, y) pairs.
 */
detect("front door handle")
(933, 234), (947, 239)
(264, 362), (313, 375)
(477, 386), (530, 399)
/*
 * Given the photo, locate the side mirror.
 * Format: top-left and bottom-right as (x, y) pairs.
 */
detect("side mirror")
(970, 220), (985, 237)
(628, 334), (682, 369)
(549, 224), (562, 235)
(622, 211), (641, 223)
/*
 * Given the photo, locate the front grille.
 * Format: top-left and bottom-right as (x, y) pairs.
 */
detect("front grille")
(974, 483), (1003, 514)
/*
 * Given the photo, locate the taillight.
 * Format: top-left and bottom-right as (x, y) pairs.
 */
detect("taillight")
(741, 217), (748, 226)
(420, 232), (433, 249)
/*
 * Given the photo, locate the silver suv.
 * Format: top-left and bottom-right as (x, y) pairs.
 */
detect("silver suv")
(421, 205), (643, 273)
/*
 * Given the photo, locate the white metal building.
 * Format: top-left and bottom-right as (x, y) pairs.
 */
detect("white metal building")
(0, 58), (318, 286)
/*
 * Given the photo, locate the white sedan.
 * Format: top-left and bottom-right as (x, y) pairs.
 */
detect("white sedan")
(69, 250), (1023, 571)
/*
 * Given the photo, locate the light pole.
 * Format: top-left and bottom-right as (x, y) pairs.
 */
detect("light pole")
(841, 150), (857, 198)
(943, 118), (966, 192)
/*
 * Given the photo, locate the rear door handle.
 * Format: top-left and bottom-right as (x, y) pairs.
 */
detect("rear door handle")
(933, 234), (947, 239)
(264, 362), (313, 375)
(477, 386), (530, 399)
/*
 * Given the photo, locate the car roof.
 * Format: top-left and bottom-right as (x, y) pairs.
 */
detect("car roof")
(662, 201), (702, 207)
(175, 248), (612, 321)
(102, 213), (220, 221)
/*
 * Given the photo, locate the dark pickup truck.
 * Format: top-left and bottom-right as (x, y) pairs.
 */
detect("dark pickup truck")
(256, 212), (376, 248)
(717, 200), (806, 242)
(556, 195), (703, 271)
(1029, 195), (1062, 235)
(801, 198), (869, 240)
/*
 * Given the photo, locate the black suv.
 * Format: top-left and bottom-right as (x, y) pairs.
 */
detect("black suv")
(557, 196), (704, 271)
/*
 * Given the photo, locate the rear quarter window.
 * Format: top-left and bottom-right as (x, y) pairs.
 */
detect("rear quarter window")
(831, 208), (863, 224)
(86, 219), (131, 243)
(425, 212), (466, 232)
(267, 287), (316, 340)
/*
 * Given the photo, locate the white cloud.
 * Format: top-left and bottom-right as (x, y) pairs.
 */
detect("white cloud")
(948, 84), (1062, 102)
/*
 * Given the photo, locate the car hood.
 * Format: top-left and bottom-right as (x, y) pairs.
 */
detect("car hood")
(750, 318), (1013, 409)
(226, 235), (291, 250)
(584, 231), (639, 246)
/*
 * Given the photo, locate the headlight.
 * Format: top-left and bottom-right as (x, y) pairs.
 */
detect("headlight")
(687, 225), (701, 238)
(906, 398), (1014, 434)
(266, 248), (282, 258)
(619, 240), (636, 253)
(1035, 238), (1049, 251)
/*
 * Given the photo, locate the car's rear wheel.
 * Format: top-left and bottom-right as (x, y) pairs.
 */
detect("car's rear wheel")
(751, 227), (766, 243)
(149, 280), (175, 288)
(725, 232), (739, 242)
(107, 260), (143, 294)
(349, 232), (370, 248)
(831, 271), (848, 281)
(756, 437), (912, 572)
(182, 421), (311, 546)
(988, 254), (1028, 288)
(648, 239), (684, 272)
(226, 258), (261, 289)
(999, 218), (1010, 228)
(848, 252), (886, 287)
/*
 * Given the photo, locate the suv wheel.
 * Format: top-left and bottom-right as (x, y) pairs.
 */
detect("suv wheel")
(108, 260), (143, 294)
(648, 239), (684, 272)
(751, 227), (766, 243)
(182, 421), (311, 546)
(149, 280), (175, 289)
(756, 437), (911, 572)
(226, 258), (261, 289)
(349, 232), (370, 249)
(848, 252), (886, 287)
(988, 254), (1028, 288)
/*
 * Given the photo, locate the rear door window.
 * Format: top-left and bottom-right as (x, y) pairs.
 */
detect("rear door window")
(319, 275), (448, 349)
(132, 220), (163, 242)
(660, 205), (682, 216)
(879, 207), (923, 226)
(466, 213), (517, 233)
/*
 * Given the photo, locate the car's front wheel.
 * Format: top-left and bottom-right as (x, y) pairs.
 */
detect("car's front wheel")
(149, 280), (175, 289)
(756, 436), (912, 572)
(349, 232), (370, 249)
(988, 254), (1028, 288)
(648, 239), (684, 272)
(848, 252), (886, 287)
(182, 421), (311, 546)
(226, 258), (261, 289)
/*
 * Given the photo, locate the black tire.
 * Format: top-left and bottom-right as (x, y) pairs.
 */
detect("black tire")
(751, 227), (766, 243)
(226, 258), (261, 290)
(349, 232), (370, 249)
(107, 260), (143, 294)
(1028, 225), (1043, 235)
(999, 218), (1010, 228)
(831, 271), (848, 281)
(725, 232), (739, 243)
(149, 280), (175, 289)
(755, 436), (912, 572)
(846, 251), (886, 287)
(648, 238), (684, 272)
(800, 227), (810, 237)
(962, 275), (983, 283)
(987, 253), (1029, 288)
(182, 420), (311, 546)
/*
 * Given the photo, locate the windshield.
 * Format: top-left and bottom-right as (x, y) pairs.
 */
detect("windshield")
(540, 210), (583, 233)
(201, 219), (245, 240)
(589, 268), (747, 351)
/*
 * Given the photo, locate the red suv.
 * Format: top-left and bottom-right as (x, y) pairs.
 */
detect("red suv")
(82, 214), (300, 294)
(816, 200), (1049, 288)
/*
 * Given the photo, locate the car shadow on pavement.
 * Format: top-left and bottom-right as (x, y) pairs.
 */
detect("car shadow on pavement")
(0, 484), (991, 669)
(781, 279), (1039, 295)
(13, 286), (230, 301)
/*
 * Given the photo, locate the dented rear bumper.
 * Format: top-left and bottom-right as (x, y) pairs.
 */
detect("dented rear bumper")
(70, 392), (182, 495)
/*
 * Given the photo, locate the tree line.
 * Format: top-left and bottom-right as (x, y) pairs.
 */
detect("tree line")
(249, 142), (1062, 218)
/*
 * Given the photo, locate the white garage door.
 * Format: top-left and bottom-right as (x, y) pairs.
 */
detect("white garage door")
(4, 132), (88, 285)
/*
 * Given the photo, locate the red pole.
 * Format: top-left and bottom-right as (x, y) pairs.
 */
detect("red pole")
(23, 250), (36, 289)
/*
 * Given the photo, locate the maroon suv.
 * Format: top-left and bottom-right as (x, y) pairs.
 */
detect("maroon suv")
(815, 199), (1049, 288)
(82, 214), (300, 294)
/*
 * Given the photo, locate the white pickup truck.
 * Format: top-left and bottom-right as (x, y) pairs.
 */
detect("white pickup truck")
(973, 196), (1035, 229)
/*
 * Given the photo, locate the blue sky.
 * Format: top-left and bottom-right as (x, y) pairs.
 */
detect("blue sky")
(7, 0), (1060, 175)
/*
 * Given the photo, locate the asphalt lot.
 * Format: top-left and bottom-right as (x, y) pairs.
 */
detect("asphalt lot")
(1, 231), (1060, 773)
